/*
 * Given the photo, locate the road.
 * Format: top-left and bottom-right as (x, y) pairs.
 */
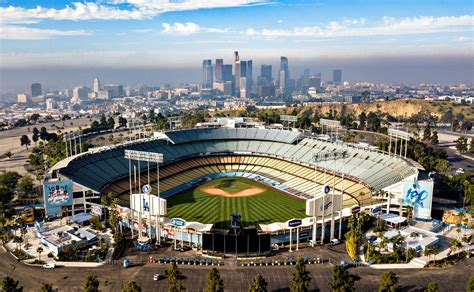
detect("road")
(0, 248), (472, 291)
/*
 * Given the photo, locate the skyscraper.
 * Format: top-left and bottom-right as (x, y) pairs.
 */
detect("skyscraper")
(246, 60), (253, 89)
(233, 51), (240, 95)
(93, 77), (101, 93)
(279, 57), (289, 94)
(202, 59), (213, 88)
(308, 74), (322, 92)
(31, 83), (42, 97)
(222, 65), (233, 81)
(333, 69), (342, 84)
(215, 59), (223, 82)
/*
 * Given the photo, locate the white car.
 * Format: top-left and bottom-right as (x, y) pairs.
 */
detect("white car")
(42, 263), (55, 269)
(456, 168), (465, 174)
(153, 274), (160, 281)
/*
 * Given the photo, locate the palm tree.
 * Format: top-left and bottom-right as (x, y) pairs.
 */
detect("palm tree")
(13, 236), (23, 251)
(62, 207), (69, 225)
(37, 246), (44, 261)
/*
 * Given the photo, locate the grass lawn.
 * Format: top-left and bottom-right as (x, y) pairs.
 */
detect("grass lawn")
(165, 177), (306, 229)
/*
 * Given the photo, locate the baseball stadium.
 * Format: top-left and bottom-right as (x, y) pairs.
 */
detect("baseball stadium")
(47, 126), (423, 253)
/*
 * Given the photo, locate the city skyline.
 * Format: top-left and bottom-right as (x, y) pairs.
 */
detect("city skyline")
(1, 0), (473, 91)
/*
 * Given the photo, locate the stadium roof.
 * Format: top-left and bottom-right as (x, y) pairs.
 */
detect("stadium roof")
(52, 127), (418, 194)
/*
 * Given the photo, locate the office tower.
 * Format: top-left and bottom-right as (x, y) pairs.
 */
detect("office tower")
(72, 86), (91, 102)
(279, 57), (289, 94)
(233, 51), (240, 95)
(239, 77), (247, 98)
(46, 98), (56, 110)
(17, 93), (29, 103)
(93, 77), (101, 93)
(308, 74), (322, 92)
(222, 65), (233, 81)
(260, 65), (272, 81)
(103, 85), (123, 98)
(215, 59), (223, 82)
(232, 51), (239, 75)
(246, 60), (253, 88)
(31, 83), (42, 97)
(202, 59), (213, 88)
(333, 69), (342, 84)
(303, 68), (310, 86)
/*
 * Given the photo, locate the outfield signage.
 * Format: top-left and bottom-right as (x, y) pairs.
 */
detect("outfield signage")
(170, 218), (186, 227)
(288, 219), (302, 228)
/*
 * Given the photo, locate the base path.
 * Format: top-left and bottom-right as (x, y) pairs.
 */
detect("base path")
(200, 186), (265, 197)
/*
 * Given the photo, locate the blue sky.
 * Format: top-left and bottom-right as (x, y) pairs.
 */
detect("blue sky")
(0, 0), (473, 69)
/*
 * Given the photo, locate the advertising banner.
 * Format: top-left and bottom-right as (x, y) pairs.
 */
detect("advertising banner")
(43, 180), (73, 216)
(402, 179), (433, 219)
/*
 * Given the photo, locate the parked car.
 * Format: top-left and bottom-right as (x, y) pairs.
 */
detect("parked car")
(153, 274), (160, 281)
(330, 239), (340, 246)
(42, 263), (55, 269)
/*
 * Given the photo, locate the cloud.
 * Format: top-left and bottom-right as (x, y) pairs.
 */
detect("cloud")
(0, 2), (153, 23)
(0, 25), (90, 40)
(246, 15), (474, 38)
(161, 22), (228, 35)
(1, 1), (270, 23)
(131, 29), (154, 33)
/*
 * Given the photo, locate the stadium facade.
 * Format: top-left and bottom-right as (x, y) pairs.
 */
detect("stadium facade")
(44, 126), (433, 252)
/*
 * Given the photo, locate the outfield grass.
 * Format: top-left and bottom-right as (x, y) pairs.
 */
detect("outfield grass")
(165, 177), (306, 229)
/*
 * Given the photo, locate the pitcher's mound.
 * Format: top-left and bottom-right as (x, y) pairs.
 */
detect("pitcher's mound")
(200, 186), (265, 197)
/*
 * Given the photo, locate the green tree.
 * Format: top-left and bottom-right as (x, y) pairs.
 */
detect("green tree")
(467, 276), (474, 292)
(39, 283), (54, 292)
(290, 258), (311, 292)
(36, 246), (43, 261)
(20, 135), (31, 150)
(430, 131), (439, 145)
(206, 268), (224, 292)
(167, 262), (184, 292)
(17, 175), (34, 195)
(248, 274), (268, 292)
(378, 271), (398, 292)
(118, 116), (128, 128)
(329, 265), (355, 292)
(82, 275), (99, 292)
(1, 276), (22, 292)
(425, 281), (438, 292)
(470, 138), (474, 154)
(108, 198), (121, 232)
(121, 281), (141, 292)
(13, 236), (23, 251)
(423, 124), (432, 141)
(107, 117), (116, 130)
(456, 137), (468, 153)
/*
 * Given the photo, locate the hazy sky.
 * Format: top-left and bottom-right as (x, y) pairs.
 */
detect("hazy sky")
(0, 0), (473, 90)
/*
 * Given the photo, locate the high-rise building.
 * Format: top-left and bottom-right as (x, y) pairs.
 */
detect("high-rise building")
(72, 86), (91, 102)
(239, 77), (248, 98)
(308, 74), (322, 92)
(246, 60), (253, 89)
(103, 85), (123, 98)
(215, 59), (223, 82)
(233, 51), (240, 95)
(46, 98), (57, 110)
(93, 77), (101, 93)
(222, 65), (233, 81)
(261, 65), (272, 81)
(31, 83), (42, 97)
(333, 69), (342, 84)
(202, 59), (213, 88)
(279, 57), (289, 94)
(17, 93), (29, 103)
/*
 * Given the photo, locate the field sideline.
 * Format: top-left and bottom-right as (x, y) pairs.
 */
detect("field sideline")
(165, 177), (306, 228)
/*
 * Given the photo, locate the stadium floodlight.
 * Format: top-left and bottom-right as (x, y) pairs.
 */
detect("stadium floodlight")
(124, 150), (163, 163)
(313, 150), (346, 162)
(388, 128), (410, 140)
(64, 130), (83, 157)
(387, 128), (410, 158)
(311, 149), (346, 245)
(319, 118), (341, 128)
(168, 116), (182, 129)
(280, 115), (297, 122)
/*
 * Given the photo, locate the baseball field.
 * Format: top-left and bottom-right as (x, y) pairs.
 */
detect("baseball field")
(165, 177), (306, 229)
